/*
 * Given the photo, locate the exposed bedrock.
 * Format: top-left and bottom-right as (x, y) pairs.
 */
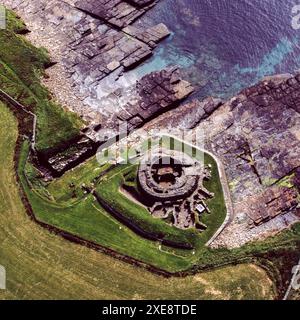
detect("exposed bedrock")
(97, 67), (194, 133)
(75, 0), (158, 29)
(47, 68), (194, 175)
(143, 73), (300, 247)
(2, 0), (169, 123)
(238, 186), (299, 227)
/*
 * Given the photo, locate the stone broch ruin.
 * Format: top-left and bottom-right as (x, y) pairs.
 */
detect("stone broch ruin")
(137, 148), (214, 230)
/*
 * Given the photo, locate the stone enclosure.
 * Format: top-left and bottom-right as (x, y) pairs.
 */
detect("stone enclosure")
(2, 0), (299, 248)
(142, 73), (300, 247)
(137, 148), (214, 230)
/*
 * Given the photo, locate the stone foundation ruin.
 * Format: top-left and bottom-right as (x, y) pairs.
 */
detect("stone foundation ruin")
(137, 148), (214, 230)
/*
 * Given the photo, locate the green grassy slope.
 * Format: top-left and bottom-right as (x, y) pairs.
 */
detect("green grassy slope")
(19, 136), (228, 271)
(19, 143), (194, 271)
(0, 101), (275, 300)
(0, 10), (83, 152)
(21, 132), (300, 280)
(97, 165), (200, 248)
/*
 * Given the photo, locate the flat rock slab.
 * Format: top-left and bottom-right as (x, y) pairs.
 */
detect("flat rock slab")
(46, 67), (193, 175)
(123, 23), (170, 48)
(75, 0), (157, 28)
(2, 0), (169, 124)
(236, 186), (299, 227)
(87, 67), (194, 139)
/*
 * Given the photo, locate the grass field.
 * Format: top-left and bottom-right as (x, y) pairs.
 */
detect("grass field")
(96, 164), (201, 248)
(0, 10), (83, 152)
(0, 101), (276, 299)
(19, 134), (230, 271)
(19, 126), (300, 278)
(95, 137), (228, 250)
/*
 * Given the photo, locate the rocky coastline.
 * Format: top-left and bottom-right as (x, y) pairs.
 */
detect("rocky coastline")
(142, 72), (300, 248)
(2, 0), (171, 124)
(42, 67), (194, 176)
(1, 0), (300, 248)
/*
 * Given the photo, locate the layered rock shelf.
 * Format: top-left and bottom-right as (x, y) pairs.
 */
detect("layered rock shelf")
(75, 0), (158, 29)
(101, 67), (194, 133)
(142, 73), (300, 247)
(47, 67), (194, 175)
(2, 0), (170, 124)
(240, 187), (298, 227)
(1, 0), (196, 177)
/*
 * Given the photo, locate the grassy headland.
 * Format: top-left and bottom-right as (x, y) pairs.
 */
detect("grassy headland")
(0, 100), (276, 299)
(0, 9), (83, 153)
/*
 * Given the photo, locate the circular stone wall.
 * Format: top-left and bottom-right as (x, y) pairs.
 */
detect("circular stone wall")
(138, 148), (200, 202)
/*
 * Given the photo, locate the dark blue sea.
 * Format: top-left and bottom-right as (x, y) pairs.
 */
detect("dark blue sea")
(132, 0), (300, 99)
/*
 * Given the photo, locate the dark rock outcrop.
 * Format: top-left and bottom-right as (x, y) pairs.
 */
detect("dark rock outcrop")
(75, 0), (157, 29)
(242, 187), (298, 227)
(46, 68), (194, 176)
(2, 0), (170, 124)
(294, 168), (300, 192)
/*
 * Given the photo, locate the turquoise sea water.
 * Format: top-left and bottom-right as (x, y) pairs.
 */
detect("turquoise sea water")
(132, 0), (300, 99)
